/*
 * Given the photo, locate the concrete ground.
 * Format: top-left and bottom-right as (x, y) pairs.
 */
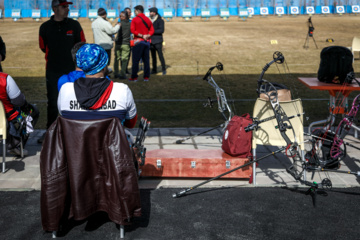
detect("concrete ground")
(1, 127), (360, 239)
(0, 127), (359, 191)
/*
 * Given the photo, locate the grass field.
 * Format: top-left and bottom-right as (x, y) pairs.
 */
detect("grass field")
(1, 15), (360, 128)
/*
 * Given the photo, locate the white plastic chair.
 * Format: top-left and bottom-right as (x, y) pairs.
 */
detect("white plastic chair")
(0, 101), (7, 173)
(352, 37), (360, 61)
(251, 98), (305, 185)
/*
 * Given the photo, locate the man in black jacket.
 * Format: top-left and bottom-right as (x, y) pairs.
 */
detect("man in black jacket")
(149, 7), (166, 75)
(38, 0), (86, 143)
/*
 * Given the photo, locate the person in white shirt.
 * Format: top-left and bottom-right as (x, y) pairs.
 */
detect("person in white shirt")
(58, 44), (137, 128)
(91, 8), (120, 73)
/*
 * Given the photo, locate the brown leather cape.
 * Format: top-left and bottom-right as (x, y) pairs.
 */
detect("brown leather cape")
(40, 117), (141, 231)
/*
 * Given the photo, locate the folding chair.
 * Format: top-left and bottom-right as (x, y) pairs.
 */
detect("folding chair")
(251, 98), (305, 185)
(0, 101), (7, 173)
(351, 37), (360, 61)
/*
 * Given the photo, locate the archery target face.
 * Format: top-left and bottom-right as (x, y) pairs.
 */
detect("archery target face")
(276, 7), (284, 15)
(248, 8), (254, 15)
(352, 5), (360, 13)
(336, 6), (345, 13)
(224, 130), (229, 140)
(290, 6), (299, 14)
(306, 6), (314, 14)
(260, 7), (268, 15)
(322, 6), (330, 14)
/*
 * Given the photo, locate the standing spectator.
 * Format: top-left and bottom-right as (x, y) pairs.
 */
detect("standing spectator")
(129, 5), (154, 82)
(92, 7), (120, 73)
(125, 7), (132, 20)
(0, 36), (6, 72)
(114, 11), (131, 79)
(149, 7), (166, 75)
(39, 0), (86, 143)
(124, 7), (132, 74)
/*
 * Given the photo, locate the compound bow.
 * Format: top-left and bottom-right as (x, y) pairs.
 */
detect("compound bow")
(256, 51), (305, 180)
(176, 62), (234, 144)
(254, 53), (360, 204)
(305, 94), (360, 179)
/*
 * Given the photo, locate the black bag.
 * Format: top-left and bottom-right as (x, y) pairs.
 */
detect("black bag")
(317, 46), (355, 84)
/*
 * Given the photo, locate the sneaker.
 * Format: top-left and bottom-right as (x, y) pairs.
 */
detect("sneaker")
(8, 147), (28, 157)
(129, 77), (138, 82)
(37, 132), (46, 144)
(162, 70), (167, 75)
(144, 77), (149, 82)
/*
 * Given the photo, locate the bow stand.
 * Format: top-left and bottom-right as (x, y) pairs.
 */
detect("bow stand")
(176, 62), (233, 144)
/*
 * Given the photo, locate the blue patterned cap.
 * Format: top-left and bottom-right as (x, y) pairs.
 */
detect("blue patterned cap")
(76, 44), (109, 75)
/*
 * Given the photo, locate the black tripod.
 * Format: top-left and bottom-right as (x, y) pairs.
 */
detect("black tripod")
(303, 17), (318, 49)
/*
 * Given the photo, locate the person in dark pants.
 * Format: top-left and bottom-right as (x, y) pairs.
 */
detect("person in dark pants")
(129, 5), (154, 82)
(114, 11), (131, 79)
(0, 36), (6, 72)
(124, 7), (132, 74)
(149, 7), (166, 75)
(38, 0), (86, 143)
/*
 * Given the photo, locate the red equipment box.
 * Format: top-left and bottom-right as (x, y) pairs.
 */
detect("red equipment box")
(140, 149), (251, 179)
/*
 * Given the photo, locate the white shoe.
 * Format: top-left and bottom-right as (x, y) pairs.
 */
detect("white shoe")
(8, 147), (28, 156)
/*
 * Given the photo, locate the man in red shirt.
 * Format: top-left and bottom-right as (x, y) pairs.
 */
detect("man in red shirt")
(129, 5), (154, 82)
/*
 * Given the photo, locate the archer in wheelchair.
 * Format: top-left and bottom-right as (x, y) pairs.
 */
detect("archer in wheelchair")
(0, 72), (39, 156)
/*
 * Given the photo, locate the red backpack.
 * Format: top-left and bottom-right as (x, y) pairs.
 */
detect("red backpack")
(222, 114), (253, 157)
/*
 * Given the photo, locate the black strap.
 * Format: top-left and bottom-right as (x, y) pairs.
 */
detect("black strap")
(138, 15), (150, 30)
